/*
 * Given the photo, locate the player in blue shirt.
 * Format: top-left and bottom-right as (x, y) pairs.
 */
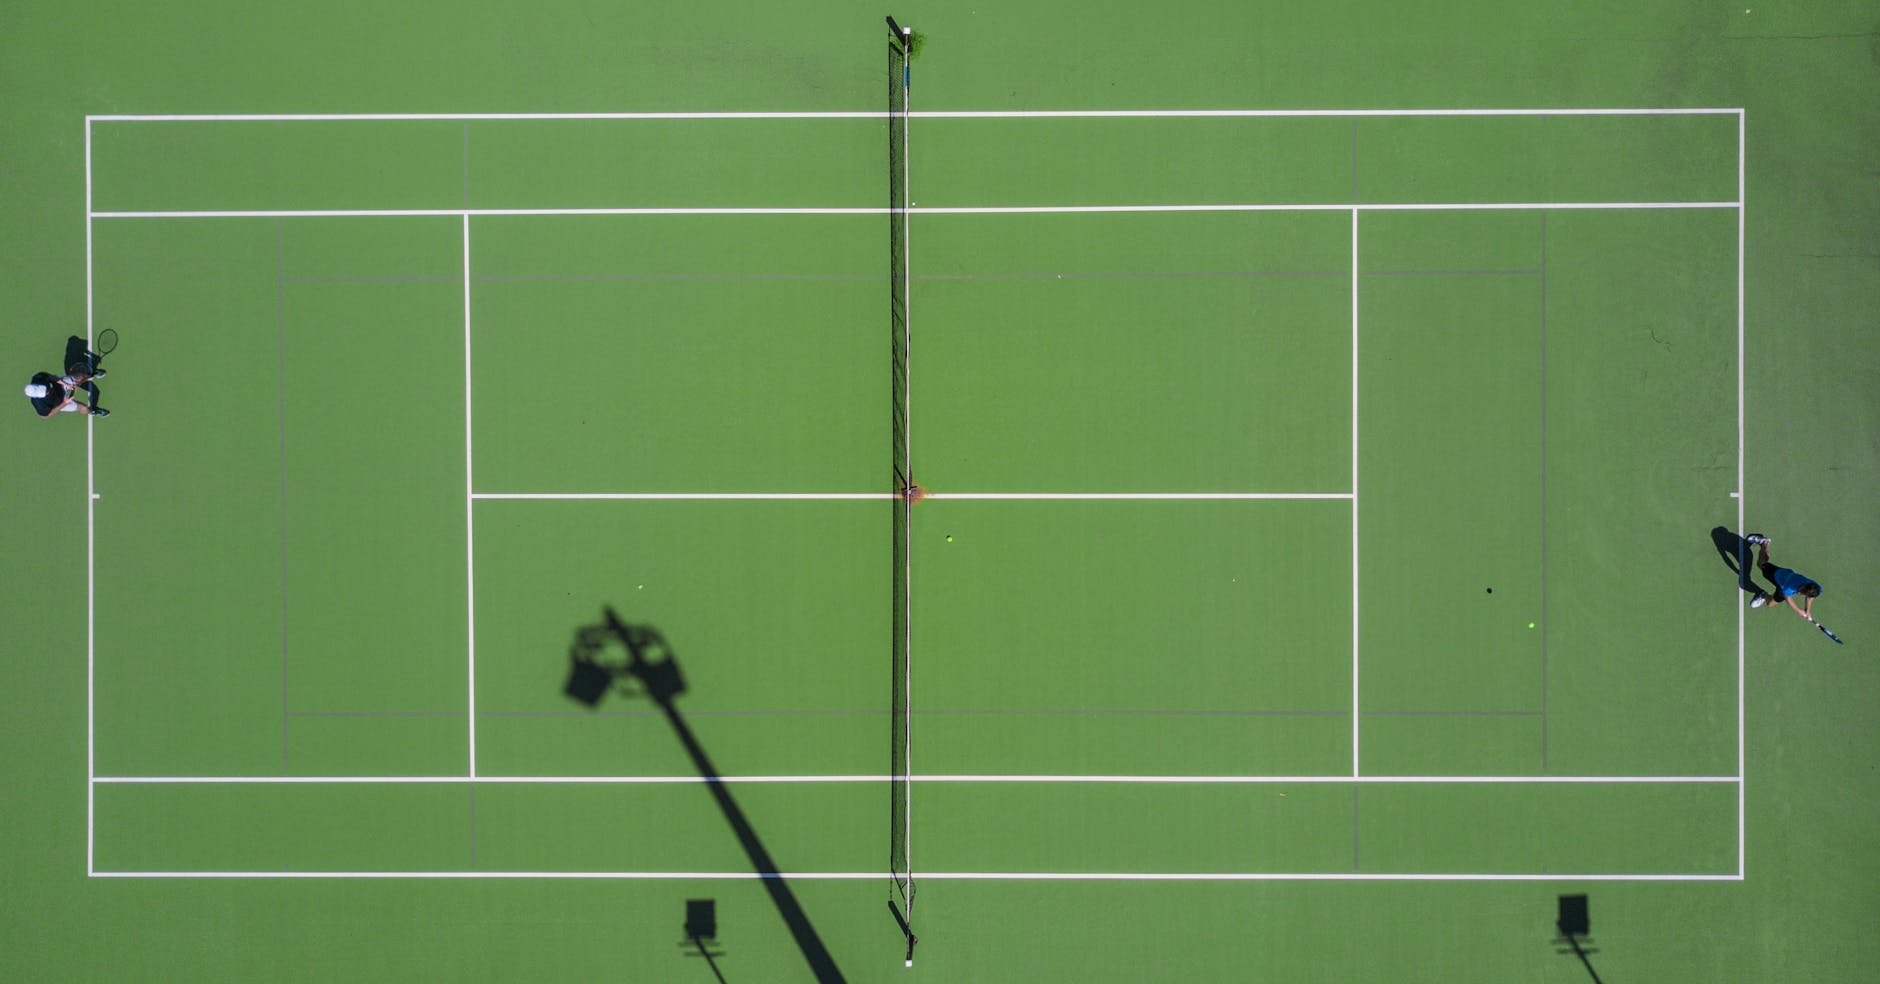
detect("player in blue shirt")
(1745, 534), (1821, 620)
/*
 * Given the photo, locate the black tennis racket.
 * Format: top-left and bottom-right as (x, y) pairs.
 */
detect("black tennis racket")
(1809, 618), (1844, 645)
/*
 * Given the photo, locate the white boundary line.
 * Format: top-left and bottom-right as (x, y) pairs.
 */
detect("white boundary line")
(84, 108), (1744, 122)
(92, 774), (1742, 784)
(471, 492), (1354, 501)
(476, 492), (892, 500)
(463, 215), (477, 778)
(92, 208), (881, 218)
(914, 203), (1741, 214)
(1350, 207), (1362, 779)
(87, 202), (1743, 220)
(1736, 111), (1748, 879)
(88, 870), (1744, 881)
(927, 492), (1350, 501)
(84, 117), (96, 877)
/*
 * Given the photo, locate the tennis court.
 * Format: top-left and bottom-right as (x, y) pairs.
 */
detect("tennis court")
(88, 101), (1744, 865)
(9, 5), (1878, 982)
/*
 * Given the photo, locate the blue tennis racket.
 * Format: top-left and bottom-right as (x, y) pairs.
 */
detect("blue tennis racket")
(1809, 618), (1844, 645)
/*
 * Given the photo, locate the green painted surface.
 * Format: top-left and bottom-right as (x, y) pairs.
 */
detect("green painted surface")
(97, 783), (474, 872)
(1359, 270), (1547, 716)
(1544, 209), (1741, 778)
(919, 782), (1356, 873)
(471, 782), (883, 873)
(918, 214), (1352, 491)
(466, 119), (883, 208)
(286, 714), (464, 778)
(280, 273), (467, 714)
(90, 219), (284, 777)
(917, 117), (1354, 205)
(1360, 714), (1545, 776)
(92, 121), (468, 212)
(4, 2), (1876, 981)
(471, 275), (880, 492)
(917, 499), (1351, 713)
(1356, 781), (1738, 873)
(1354, 114), (1741, 204)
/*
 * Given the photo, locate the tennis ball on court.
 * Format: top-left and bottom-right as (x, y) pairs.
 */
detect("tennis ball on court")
(1528, 622), (1536, 629)
(945, 535), (953, 542)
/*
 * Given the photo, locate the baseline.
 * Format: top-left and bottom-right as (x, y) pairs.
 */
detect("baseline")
(472, 492), (1352, 500)
(92, 774), (1741, 784)
(86, 108), (1745, 123)
(89, 870), (1744, 882)
(89, 202), (1743, 219)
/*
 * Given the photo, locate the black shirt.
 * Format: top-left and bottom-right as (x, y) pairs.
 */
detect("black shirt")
(28, 372), (70, 417)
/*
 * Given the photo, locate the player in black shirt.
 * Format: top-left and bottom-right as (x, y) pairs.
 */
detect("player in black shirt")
(24, 334), (109, 418)
(25, 371), (105, 417)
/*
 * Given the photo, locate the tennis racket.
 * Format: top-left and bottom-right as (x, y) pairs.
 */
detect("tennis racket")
(1809, 618), (1844, 645)
(96, 328), (119, 356)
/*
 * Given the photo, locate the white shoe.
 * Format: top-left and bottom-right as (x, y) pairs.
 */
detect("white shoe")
(1751, 595), (1767, 608)
(1745, 534), (1770, 545)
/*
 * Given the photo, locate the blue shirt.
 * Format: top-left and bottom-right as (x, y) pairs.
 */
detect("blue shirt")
(1771, 567), (1820, 597)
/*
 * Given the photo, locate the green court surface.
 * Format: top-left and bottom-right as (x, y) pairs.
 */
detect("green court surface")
(5, 4), (1877, 982)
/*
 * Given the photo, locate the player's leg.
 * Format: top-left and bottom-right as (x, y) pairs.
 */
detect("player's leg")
(1746, 536), (1779, 605)
(1753, 564), (1796, 612)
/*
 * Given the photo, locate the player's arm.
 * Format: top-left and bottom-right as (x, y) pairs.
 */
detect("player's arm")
(1784, 594), (1810, 619)
(41, 394), (73, 418)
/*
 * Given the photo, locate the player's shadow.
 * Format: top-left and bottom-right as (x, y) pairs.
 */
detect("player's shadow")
(1710, 526), (1760, 596)
(563, 608), (846, 984)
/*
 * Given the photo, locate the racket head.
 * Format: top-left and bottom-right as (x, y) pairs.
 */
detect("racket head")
(1818, 623), (1844, 644)
(95, 328), (119, 356)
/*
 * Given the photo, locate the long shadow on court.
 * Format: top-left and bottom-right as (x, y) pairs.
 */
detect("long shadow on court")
(1709, 526), (1760, 596)
(563, 607), (847, 984)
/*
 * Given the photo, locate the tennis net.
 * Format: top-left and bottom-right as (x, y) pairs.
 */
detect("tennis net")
(886, 16), (915, 919)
